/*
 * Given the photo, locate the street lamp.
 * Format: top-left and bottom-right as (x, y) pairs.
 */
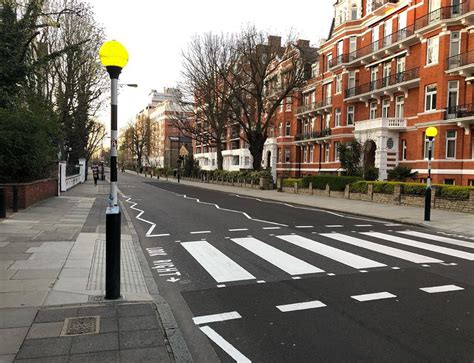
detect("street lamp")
(424, 126), (438, 221)
(99, 40), (129, 300)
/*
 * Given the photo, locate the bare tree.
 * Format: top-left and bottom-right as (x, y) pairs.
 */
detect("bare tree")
(223, 26), (314, 170)
(123, 116), (150, 170)
(85, 119), (106, 162)
(175, 33), (234, 170)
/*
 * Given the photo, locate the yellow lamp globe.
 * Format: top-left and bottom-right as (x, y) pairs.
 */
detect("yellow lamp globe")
(99, 40), (129, 69)
(426, 126), (438, 138)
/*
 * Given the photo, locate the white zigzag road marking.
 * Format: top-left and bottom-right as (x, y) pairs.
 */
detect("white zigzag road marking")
(123, 195), (170, 237)
(229, 194), (385, 223)
(174, 193), (287, 227)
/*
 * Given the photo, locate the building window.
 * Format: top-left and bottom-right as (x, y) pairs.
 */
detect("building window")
(244, 156), (250, 166)
(285, 121), (291, 136)
(285, 148), (290, 163)
(324, 144), (330, 162)
(382, 98), (390, 118)
(425, 84), (437, 111)
(232, 156), (239, 166)
(279, 100), (283, 113)
(401, 139), (407, 160)
(278, 148), (282, 163)
(326, 53), (332, 72)
(351, 4), (358, 20)
(369, 101), (377, 120)
(334, 141), (341, 161)
(335, 108), (341, 127)
(446, 130), (456, 159)
(444, 179), (455, 185)
(349, 36), (357, 55)
(447, 80), (459, 116)
(286, 96), (292, 111)
(335, 74), (342, 94)
(347, 105), (355, 125)
(366, 0), (374, 14)
(395, 95), (404, 118)
(370, 66), (378, 91)
(426, 36), (439, 65)
(382, 61), (391, 87)
(309, 145), (314, 162)
(278, 122), (283, 136)
(423, 132), (435, 159)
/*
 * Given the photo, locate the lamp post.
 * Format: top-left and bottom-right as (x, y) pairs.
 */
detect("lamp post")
(99, 40), (129, 300)
(424, 126), (438, 221)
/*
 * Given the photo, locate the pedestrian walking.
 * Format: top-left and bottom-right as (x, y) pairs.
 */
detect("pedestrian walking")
(92, 165), (99, 186)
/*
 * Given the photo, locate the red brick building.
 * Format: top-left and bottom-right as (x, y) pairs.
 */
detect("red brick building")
(277, 0), (474, 186)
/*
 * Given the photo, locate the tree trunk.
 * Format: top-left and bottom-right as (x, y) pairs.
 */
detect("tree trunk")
(249, 135), (266, 171)
(216, 139), (224, 170)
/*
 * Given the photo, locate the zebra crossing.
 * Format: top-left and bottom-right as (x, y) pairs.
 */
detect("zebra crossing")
(179, 230), (473, 285)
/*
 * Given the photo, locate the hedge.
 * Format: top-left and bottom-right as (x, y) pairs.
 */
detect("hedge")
(205, 169), (273, 184)
(302, 175), (361, 191)
(282, 178), (303, 187)
(435, 185), (474, 200)
(350, 181), (369, 193)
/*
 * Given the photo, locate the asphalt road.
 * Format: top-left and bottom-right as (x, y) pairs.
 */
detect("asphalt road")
(117, 172), (474, 362)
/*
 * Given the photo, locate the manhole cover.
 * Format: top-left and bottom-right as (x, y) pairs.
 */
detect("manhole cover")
(61, 316), (100, 336)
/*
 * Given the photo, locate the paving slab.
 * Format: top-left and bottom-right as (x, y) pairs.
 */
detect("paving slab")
(68, 350), (119, 363)
(0, 270), (16, 280)
(70, 332), (118, 354)
(11, 269), (60, 280)
(0, 292), (48, 308)
(26, 322), (63, 339)
(15, 337), (72, 359)
(118, 315), (159, 332)
(0, 280), (54, 293)
(0, 261), (14, 270)
(119, 329), (166, 350)
(0, 307), (38, 328)
(10, 260), (64, 270)
(43, 291), (89, 306)
(0, 327), (28, 355)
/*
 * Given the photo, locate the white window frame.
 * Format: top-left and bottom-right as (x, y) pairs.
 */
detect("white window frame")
(369, 101), (377, 120)
(382, 98), (390, 118)
(445, 130), (457, 159)
(424, 133), (435, 160)
(401, 139), (407, 160)
(425, 84), (437, 112)
(325, 144), (330, 162)
(349, 37), (357, 55)
(426, 36), (439, 65)
(286, 96), (292, 111)
(309, 145), (314, 163)
(347, 105), (355, 125)
(284, 148), (290, 163)
(447, 80), (459, 115)
(335, 74), (342, 94)
(335, 108), (341, 127)
(395, 95), (404, 118)
(334, 142), (341, 161)
(285, 121), (291, 136)
(326, 53), (332, 72)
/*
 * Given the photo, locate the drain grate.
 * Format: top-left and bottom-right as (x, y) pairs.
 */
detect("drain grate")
(61, 316), (100, 336)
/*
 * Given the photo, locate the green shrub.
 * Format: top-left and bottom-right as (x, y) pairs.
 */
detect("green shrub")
(372, 181), (399, 194)
(363, 167), (379, 181)
(350, 181), (368, 193)
(435, 185), (474, 200)
(283, 178), (303, 187)
(387, 166), (418, 181)
(402, 182), (427, 196)
(302, 175), (361, 191)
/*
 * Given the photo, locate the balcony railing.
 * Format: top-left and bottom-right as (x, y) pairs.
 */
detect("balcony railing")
(414, 2), (471, 31)
(333, 2), (471, 68)
(296, 102), (320, 115)
(354, 117), (407, 132)
(446, 50), (474, 70)
(295, 128), (331, 141)
(445, 103), (474, 119)
(345, 67), (419, 99)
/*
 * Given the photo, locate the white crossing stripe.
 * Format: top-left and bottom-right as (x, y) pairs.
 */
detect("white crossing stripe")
(277, 300), (326, 312)
(193, 311), (241, 325)
(277, 235), (386, 269)
(263, 227), (281, 230)
(181, 241), (255, 283)
(355, 224), (372, 227)
(398, 231), (474, 249)
(326, 225), (343, 228)
(229, 228), (248, 232)
(420, 284), (464, 294)
(321, 233), (443, 264)
(362, 232), (474, 261)
(190, 230), (211, 234)
(351, 292), (397, 302)
(295, 225), (314, 228)
(200, 326), (251, 363)
(232, 237), (324, 275)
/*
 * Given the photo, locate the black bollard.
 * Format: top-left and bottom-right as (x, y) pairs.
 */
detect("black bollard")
(105, 209), (121, 299)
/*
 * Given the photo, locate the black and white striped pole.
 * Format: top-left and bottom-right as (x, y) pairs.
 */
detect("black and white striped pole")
(99, 40), (129, 300)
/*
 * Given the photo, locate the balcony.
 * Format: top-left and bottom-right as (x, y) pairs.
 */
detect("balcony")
(334, 25), (418, 69)
(294, 128), (331, 143)
(445, 104), (474, 133)
(296, 102), (319, 117)
(345, 67), (419, 101)
(315, 97), (332, 112)
(354, 117), (407, 132)
(446, 50), (474, 76)
(414, 2), (474, 34)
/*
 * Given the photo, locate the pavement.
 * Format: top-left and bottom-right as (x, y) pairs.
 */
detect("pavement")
(127, 170), (474, 238)
(0, 176), (188, 362)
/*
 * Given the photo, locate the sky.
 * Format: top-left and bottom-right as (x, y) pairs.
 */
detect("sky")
(86, 0), (335, 132)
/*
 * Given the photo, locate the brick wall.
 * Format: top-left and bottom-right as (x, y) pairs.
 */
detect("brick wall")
(0, 179), (57, 210)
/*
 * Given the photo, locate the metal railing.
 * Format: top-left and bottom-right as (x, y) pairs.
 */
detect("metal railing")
(446, 49), (474, 70)
(334, 2), (470, 67)
(345, 67), (419, 98)
(295, 128), (331, 141)
(296, 102), (320, 115)
(445, 103), (474, 119)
